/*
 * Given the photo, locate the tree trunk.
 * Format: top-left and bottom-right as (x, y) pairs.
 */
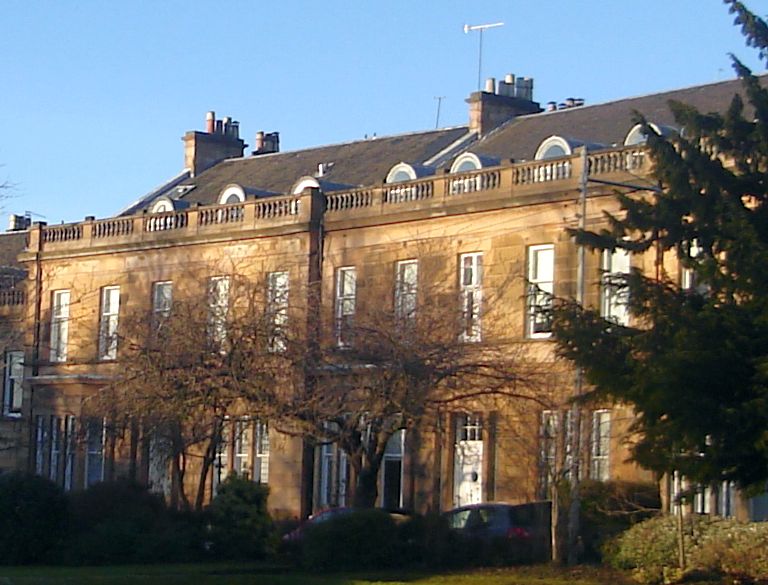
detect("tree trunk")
(353, 462), (380, 508)
(567, 403), (582, 566)
(194, 435), (218, 512)
(550, 480), (561, 563)
(170, 427), (191, 511)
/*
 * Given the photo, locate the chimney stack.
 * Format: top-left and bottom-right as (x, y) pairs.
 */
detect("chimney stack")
(183, 112), (246, 176)
(7, 214), (31, 232)
(252, 131), (280, 156)
(467, 72), (541, 136)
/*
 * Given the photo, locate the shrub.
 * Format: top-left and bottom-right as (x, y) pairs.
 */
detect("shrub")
(606, 514), (768, 584)
(0, 473), (67, 564)
(60, 479), (202, 565)
(300, 508), (400, 571)
(395, 512), (466, 569)
(580, 480), (661, 561)
(206, 475), (275, 560)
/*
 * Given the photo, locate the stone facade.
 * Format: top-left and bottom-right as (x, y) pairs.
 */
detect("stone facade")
(2, 74), (764, 521)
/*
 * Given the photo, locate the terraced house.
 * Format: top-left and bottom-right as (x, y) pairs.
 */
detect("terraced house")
(3, 73), (767, 521)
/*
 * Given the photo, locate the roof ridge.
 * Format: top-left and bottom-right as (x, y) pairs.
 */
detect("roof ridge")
(212, 125), (471, 166)
(528, 74), (764, 120)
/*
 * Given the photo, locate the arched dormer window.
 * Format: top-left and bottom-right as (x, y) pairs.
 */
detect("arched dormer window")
(535, 136), (572, 160)
(624, 123), (678, 146)
(292, 176), (321, 195)
(146, 196), (189, 231)
(150, 196), (175, 213)
(450, 153), (482, 173)
(449, 152), (501, 195)
(386, 162), (418, 184)
(383, 163), (435, 204)
(218, 184), (246, 205)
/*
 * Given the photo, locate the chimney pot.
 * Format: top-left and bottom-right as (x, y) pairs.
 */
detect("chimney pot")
(485, 77), (496, 93)
(206, 111), (216, 133)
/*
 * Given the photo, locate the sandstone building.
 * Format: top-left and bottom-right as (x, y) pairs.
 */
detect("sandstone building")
(2, 74), (766, 521)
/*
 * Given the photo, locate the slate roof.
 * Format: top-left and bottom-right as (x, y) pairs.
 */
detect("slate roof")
(133, 75), (766, 212)
(470, 76), (767, 162)
(176, 127), (471, 207)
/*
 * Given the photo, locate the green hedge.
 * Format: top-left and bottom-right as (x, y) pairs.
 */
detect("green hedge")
(0, 473), (67, 564)
(59, 479), (203, 565)
(605, 514), (768, 584)
(300, 508), (401, 571)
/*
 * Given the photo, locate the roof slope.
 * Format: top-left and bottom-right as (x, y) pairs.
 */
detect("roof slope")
(471, 76), (766, 161)
(178, 127), (470, 207)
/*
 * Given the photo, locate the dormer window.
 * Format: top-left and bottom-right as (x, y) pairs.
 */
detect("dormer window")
(450, 153), (482, 173)
(146, 196), (188, 231)
(624, 123), (677, 146)
(150, 197), (174, 213)
(218, 184), (246, 205)
(386, 163), (418, 184)
(449, 153), (500, 195)
(384, 163), (435, 203)
(292, 177), (320, 195)
(535, 136), (572, 160)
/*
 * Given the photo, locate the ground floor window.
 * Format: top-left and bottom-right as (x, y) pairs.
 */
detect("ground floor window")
(589, 409), (611, 481)
(213, 416), (270, 496)
(34, 414), (98, 491)
(381, 430), (404, 510)
(318, 440), (348, 509)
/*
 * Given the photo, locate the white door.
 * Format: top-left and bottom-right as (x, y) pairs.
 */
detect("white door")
(454, 414), (483, 506)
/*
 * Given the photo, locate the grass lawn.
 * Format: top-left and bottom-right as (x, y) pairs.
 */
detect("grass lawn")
(0, 563), (634, 585)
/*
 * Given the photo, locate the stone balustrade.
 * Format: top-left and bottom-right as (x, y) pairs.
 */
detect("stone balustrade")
(32, 145), (651, 253)
(0, 289), (25, 307)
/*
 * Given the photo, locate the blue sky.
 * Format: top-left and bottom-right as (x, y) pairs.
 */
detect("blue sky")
(1, 1), (765, 225)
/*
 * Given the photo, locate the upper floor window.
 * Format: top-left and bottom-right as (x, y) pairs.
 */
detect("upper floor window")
(590, 409), (611, 481)
(3, 350), (23, 416)
(98, 286), (120, 360)
(152, 281), (173, 324)
(459, 253), (482, 343)
(50, 289), (71, 362)
(601, 249), (631, 326)
(335, 267), (356, 347)
(681, 239), (707, 293)
(208, 276), (230, 347)
(266, 271), (289, 352)
(526, 245), (554, 338)
(394, 260), (418, 326)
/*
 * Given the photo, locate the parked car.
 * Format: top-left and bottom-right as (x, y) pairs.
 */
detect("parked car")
(281, 507), (355, 544)
(282, 506), (410, 544)
(442, 501), (551, 563)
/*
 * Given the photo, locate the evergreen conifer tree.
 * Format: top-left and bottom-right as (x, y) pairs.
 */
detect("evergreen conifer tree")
(553, 1), (768, 491)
